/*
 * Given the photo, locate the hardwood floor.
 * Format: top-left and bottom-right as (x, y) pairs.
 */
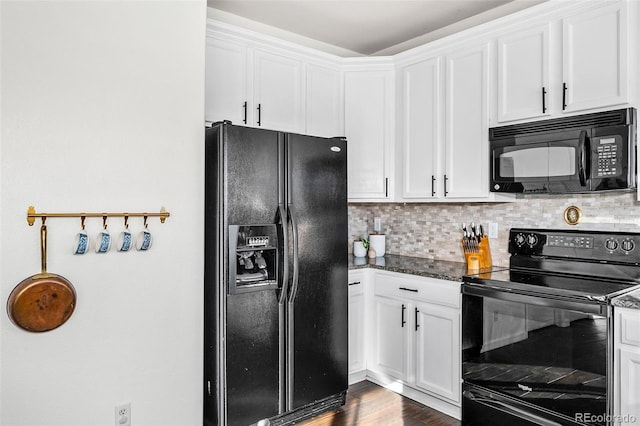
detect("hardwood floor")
(298, 381), (461, 426)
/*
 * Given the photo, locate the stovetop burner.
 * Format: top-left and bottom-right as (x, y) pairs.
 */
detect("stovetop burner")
(463, 228), (640, 304)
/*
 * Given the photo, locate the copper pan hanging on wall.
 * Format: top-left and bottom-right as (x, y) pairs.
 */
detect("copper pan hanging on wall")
(7, 221), (76, 332)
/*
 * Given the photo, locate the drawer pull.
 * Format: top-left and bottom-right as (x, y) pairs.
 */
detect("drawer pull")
(399, 287), (418, 293)
(348, 281), (361, 286)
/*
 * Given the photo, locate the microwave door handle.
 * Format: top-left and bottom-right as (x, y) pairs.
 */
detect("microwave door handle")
(578, 130), (589, 186)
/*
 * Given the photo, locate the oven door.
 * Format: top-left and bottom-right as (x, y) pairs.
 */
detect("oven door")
(490, 129), (590, 193)
(462, 284), (611, 426)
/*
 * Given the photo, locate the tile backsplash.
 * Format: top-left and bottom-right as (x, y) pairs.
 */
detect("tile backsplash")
(349, 191), (640, 267)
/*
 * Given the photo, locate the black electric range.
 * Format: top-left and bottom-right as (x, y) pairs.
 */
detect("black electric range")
(461, 228), (640, 426)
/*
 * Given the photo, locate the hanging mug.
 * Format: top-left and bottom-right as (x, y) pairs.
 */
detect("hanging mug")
(117, 216), (133, 252)
(136, 216), (152, 251)
(95, 216), (111, 253)
(73, 216), (90, 255)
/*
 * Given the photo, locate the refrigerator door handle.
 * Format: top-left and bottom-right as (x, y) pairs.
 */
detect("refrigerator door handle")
(277, 204), (289, 304)
(287, 205), (300, 303)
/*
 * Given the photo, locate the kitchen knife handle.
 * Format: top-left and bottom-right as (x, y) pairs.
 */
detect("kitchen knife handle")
(415, 308), (420, 331)
(444, 174), (449, 197)
(541, 87), (547, 113)
(242, 101), (248, 124)
(562, 82), (567, 110)
(431, 175), (436, 197)
(257, 103), (262, 126)
(401, 304), (406, 327)
(277, 205), (289, 304)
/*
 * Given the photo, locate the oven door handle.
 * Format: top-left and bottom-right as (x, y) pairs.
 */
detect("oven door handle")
(462, 282), (606, 315)
(464, 389), (563, 426)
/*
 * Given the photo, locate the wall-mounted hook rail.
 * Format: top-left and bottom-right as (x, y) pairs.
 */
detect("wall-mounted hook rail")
(26, 206), (170, 226)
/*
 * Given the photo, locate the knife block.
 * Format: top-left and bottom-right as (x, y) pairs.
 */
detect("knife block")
(462, 236), (492, 271)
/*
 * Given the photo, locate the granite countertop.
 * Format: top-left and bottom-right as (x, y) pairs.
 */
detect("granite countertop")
(612, 287), (640, 310)
(349, 253), (474, 282)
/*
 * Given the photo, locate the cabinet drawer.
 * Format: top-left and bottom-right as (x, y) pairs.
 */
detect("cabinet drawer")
(374, 271), (460, 308)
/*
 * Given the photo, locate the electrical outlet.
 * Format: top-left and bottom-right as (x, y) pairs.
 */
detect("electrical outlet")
(115, 402), (131, 426)
(373, 217), (381, 232)
(488, 222), (498, 239)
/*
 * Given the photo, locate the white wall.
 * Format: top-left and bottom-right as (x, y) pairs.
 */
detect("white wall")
(0, 1), (205, 425)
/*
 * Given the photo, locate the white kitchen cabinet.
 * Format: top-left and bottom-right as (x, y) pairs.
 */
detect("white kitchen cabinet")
(444, 42), (490, 199)
(371, 294), (408, 381)
(344, 68), (394, 201)
(562, 1), (628, 113)
(204, 35), (304, 132)
(205, 37), (249, 125)
(305, 64), (342, 138)
(414, 302), (460, 404)
(399, 57), (442, 199)
(496, 24), (550, 123)
(253, 50), (303, 133)
(348, 269), (366, 383)
(369, 271), (461, 412)
(614, 307), (640, 425)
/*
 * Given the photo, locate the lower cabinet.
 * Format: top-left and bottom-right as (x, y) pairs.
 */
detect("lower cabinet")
(614, 307), (640, 425)
(368, 271), (461, 418)
(348, 269), (366, 383)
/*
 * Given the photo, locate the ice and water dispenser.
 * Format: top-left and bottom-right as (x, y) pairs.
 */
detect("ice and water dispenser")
(228, 224), (278, 294)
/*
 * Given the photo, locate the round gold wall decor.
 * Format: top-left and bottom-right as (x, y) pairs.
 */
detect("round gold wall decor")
(563, 205), (582, 225)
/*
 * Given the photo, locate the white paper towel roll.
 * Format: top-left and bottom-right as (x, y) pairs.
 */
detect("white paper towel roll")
(369, 234), (385, 256)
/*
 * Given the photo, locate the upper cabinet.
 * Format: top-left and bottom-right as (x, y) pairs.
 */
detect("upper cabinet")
(562, 1), (628, 113)
(205, 37), (249, 126)
(253, 50), (304, 133)
(399, 57), (442, 200)
(496, 24), (550, 123)
(397, 42), (499, 201)
(207, 0), (637, 203)
(305, 64), (342, 138)
(495, 1), (630, 123)
(344, 67), (395, 201)
(444, 43), (491, 199)
(205, 31), (333, 135)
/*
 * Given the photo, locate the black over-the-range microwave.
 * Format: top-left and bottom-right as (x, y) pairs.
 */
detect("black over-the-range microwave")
(489, 108), (637, 194)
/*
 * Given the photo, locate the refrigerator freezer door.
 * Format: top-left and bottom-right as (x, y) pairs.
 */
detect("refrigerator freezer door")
(205, 124), (284, 426)
(285, 134), (349, 411)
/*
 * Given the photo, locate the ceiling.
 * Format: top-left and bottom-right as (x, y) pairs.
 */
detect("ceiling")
(207, 0), (546, 56)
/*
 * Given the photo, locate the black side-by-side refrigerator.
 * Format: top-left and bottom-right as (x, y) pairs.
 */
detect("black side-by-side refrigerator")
(204, 122), (348, 426)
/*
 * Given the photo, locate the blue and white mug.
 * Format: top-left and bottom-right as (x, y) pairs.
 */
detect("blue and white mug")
(73, 229), (90, 255)
(136, 229), (152, 251)
(95, 228), (111, 253)
(117, 229), (133, 252)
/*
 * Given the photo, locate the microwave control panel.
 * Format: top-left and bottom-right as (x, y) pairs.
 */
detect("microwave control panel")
(594, 135), (621, 177)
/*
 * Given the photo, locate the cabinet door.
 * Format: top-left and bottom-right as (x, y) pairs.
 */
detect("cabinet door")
(400, 58), (442, 199)
(414, 302), (460, 403)
(444, 43), (489, 198)
(618, 347), (640, 425)
(562, 2), (628, 113)
(306, 64), (342, 138)
(497, 24), (550, 122)
(345, 70), (393, 200)
(371, 295), (407, 380)
(254, 50), (303, 133)
(205, 38), (248, 124)
(348, 281), (365, 378)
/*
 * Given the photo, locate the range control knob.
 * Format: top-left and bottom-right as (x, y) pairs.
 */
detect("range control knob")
(514, 233), (526, 247)
(526, 234), (538, 247)
(621, 239), (635, 253)
(605, 238), (619, 251)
